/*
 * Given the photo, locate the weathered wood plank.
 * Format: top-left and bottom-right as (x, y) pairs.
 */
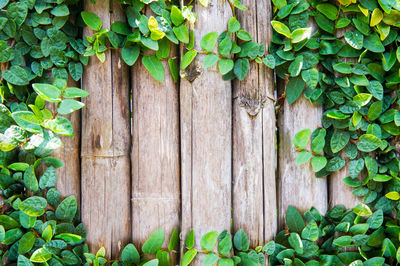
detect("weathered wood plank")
(180, 0), (232, 263)
(329, 165), (361, 208)
(81, 0), (131, 257)
(232, 0), (277, 247)
(131, 48), (180, 248)
(278, 90), (327, 227)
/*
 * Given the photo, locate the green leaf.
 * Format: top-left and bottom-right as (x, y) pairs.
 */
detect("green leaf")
(142, 55), (165, 82)
(171, 6), (184, 26)
(233, 229), (249, 251)
(288, 233), (303, 254)
(2, 66), (29, 86)
(200, 231), (218, 252)
(81, 11), (102, 31)
(181, 249), (197, 266)
(218, 59), (234, 75)
(301, 68), (319, 89)
(173, 25), (189, 44)
(271, 20), (291, 38)
(373, 174), (392, 182)
(286, 77), (305, 104)
(121, 244), (140, 264)
(291, 28), (312, 43)
(19, 196), (47, 217)
(200, 32), (218, 52)
(311, 156), (327, 172)
(286, 206), (305, 233)
(181, 50), (197, 70)
(218, 231), (232, 256)
(43, 117), (74, 137)
(18, 255), (33, 266)
(18, 232), (35, 255)
(386, 191), (400, 200)
(57, 99), (85, 115)
(296, 150), (312, 165)
(30, 248), (52, 263)
(32, 84), (62, 103)
(233, 58), (249, 80)
(353, 93), (372, 107)
(288, 56), (303, 77)
(363, 33), (385, 53)
(23, 165), (38, 192)
(168, 58), (179, 83)
(367, 210), (383, 229)
(186, 230), (195, 249)
(121, 46), (140, 66)
(203, 54), (219, 68)
(233, 0), (247, 9)
(142, 228), (164, 255)
(204, 253), (219, 266)
(54, 233), (82, 245)
(56, 195), (77, 222)
(301, 221), (319, 241)
(63, 87), (89, 98)
(316, 3), (338, 20)
(228, 17), (241, 33)
(262, 55), (275, 69)
(330, 130), (350, 153)
(353, 203), (372, 216)
(293, 129), (311, 150)
(366, 81), (383, 100)
(357, 134), (382, 152)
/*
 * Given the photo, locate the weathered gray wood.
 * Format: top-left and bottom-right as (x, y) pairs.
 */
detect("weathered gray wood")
(131, 48), (180, 248)
(233, 0), (277, 247)
(81, 0), (131, 257)
(180, 0), (232, 263)
(329, 164), (361, 208)
(278, 88), (327, 227)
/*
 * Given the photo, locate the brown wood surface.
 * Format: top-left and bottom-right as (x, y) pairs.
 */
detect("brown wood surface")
(180, 0), (232, 263)
(81, 0), (131, 257)
(278, 90), (327, 227)
(131, 48), (180, 248)
(232, 0), (277, 247)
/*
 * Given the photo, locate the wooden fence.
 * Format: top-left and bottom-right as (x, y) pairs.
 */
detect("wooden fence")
(53, 0), (359, 262)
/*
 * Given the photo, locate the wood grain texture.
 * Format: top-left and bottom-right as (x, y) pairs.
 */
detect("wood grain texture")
(180, 0), (232, 263)
(52, 80), (80, 202)
(131, 49), (180, 248)
(329, 163), (361, 208)
(232, 0), (277, 247)
(277, 89), (327, 227)
(81, 0), (131, 257)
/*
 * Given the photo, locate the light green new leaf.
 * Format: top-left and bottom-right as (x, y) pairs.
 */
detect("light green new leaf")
(293, 129), (311, 150)
(81, 11), (102, 31)
(271, 20), (291, 38)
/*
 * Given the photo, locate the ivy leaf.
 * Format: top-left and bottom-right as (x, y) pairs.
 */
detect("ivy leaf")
(81, 11), (102, 31)
(218, 59), (234, 75)
(286, 206), (305, 233)
(233, 58), (249, 80)
(173, 25), (189, 44)
(316, 3), (338, 20)
(366, 81), (383, 100)
(291, 28), (311, 43)
(203, 54), (219, 68)
(301, 221), (319, 241)
(233, 229), (249, 251)
(142, 228), (164, 255)
(39, 166), (56, 189)
(357, 134), (382, 152)
(200, 231), (218, 252)
(288, 233), (303, 254)
(293, 129), (311, 150)
(55, 195), (77, 222)
(271, 20), (291, 38)
(353, 203), (372, 216)
(262, 55), (275, 69)
(23, 165), (38, 192)
(30, 248), (52, 263)
(142, 55), (165, 82)
(363, 33), (385, 53)
(288, 56), (303, 77)
(199, 0), (210, 7)
(2, 65), (29, 86)
(181, 50), (197, 70)
(57, 99), (85, 115)
(43, 117), (74, 137)
(330, 130), (350, 153)
(311, 156), (327, 172)
(18, 232), (35, 255)
(181, 249), (197, 266)
(122, 244), (140, 264)
(200, 32), (218, 52)
(19, 196), (47, 217)
(286, 77), (305, 104)
(228, 17), (241, 33)
(121, 46), (140, 66)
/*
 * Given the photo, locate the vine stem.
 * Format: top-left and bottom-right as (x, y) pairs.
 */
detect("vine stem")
(226, 0), (236, 17)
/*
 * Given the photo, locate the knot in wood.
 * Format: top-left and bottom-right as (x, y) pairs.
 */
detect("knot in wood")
(238, 89), (267, 118)
(182, 63), (202, 83)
